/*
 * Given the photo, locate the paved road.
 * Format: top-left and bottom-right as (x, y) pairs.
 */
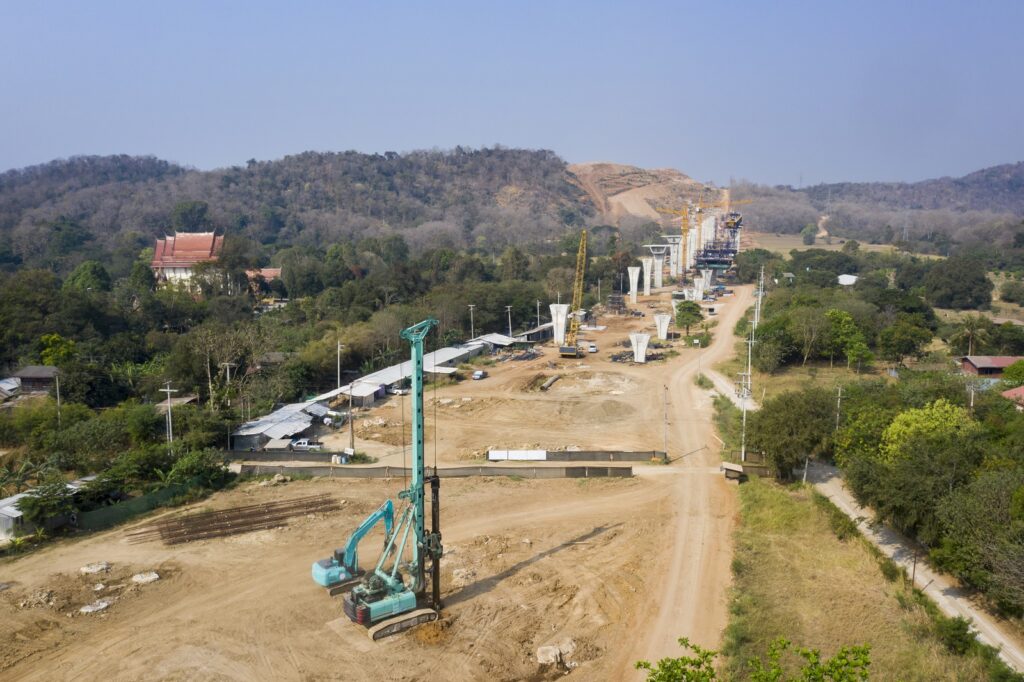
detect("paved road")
(808, 462), (1024, 673)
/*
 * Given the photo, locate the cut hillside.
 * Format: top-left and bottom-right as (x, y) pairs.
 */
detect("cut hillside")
(568, 162), (724, 226)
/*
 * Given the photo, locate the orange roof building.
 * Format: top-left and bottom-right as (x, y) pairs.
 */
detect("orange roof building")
(151, 231), (224, 283)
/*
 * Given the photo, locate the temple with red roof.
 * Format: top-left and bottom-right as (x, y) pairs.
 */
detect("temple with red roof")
(150, 231), (224, 284)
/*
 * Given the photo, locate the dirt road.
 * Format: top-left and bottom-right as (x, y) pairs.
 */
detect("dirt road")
(0, 285), (753, 681)
(619, 286), (752, 671)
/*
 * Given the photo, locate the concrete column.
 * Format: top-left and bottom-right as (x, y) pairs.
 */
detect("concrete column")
(702, 215), (716, 246)
(686, 229), (698, 270)
(662, 236), (682, 279)
(629, 333), (650, 363)
(640, 257), (653, 297)
(654, 313), (671, 341)
(690, 277), (703, 301)
(550, 304), (570, 346)
(627, 266), (640, 304)
(700, 269), (713, 294)
(652, 253), (663, 289)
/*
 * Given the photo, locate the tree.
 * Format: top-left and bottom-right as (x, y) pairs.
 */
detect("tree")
(166, 448), (231, 488)
(39, 333), (77, 366)
(801, 223), (817, 246)
(878, 319), (931, 366)
(675, 301), (704, 336)
(635, 636), (871, 682)
(750, 387), (835, 479)
(922, 256), (993, 309)
(16, 472), (75, 527)
(1003, 360), (1024, 387)
(171, 200), (213, 232)
(788, 307), (829, 366)
(1000, 279), (1024, 305)
(936, 465), (1024, 611)
(63, 260), (111, 292)
(499, 246), (530, 281)
(948, 314), (991, 356)
(879, 399), (976, 464)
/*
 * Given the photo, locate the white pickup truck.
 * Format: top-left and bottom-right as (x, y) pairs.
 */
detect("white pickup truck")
(288, 438), (324, 451)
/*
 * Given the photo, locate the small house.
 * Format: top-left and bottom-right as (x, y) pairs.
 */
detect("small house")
(14, 366), (58, 393)
(960, 356), (1024, 377)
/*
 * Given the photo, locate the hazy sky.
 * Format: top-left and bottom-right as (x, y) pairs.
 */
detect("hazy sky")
(2, 1), (1021, 186)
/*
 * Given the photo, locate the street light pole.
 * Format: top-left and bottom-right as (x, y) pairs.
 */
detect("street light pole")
(536, 300), (541, 329)
(337, 338), (341, 390)
(468, 304), (476, 339)
(505, 305), (513, 338)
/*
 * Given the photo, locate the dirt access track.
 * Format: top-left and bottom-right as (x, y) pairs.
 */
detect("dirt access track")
(0, 285), (753, 681)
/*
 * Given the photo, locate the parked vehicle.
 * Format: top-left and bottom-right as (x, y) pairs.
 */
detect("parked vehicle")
(588, 344), (598, 353)
(289, 438), (324, 451)
(472, 370), (488, 380)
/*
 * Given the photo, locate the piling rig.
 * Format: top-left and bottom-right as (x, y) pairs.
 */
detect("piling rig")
(311, 319), (443, 640)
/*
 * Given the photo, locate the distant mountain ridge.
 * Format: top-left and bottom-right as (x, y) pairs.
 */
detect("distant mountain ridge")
(802, 161), (1024, 214)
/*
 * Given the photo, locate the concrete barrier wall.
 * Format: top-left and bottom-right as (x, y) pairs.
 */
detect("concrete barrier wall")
(547, 450), (666, 462)
(238, 464), (633, 479)
(232, 451), (337, 463)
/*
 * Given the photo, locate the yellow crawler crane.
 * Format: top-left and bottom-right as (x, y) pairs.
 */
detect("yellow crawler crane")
(559, 229), (587, 358)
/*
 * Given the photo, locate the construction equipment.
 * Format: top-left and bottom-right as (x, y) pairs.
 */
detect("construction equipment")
(311, 499), (394, 596)
(339, 319), (444, 640)
(560, 230), (587, 357)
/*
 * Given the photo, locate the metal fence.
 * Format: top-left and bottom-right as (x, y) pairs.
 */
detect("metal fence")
(76, 482), (192, 532)
(238, 464), (633, 479)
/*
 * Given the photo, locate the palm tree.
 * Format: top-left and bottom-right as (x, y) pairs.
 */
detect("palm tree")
(950, 315), (990, 356)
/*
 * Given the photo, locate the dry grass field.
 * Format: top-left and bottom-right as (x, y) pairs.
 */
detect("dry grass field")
(722, 478), (993, 680)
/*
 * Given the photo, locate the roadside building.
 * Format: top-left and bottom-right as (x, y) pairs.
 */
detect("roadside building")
(1000, 385), (1024, 411)
(0, 377), (20, 402)
(514, 322), (554, 344)
(0, 476), (96, 542)
(960, 356), (1024, 378)
(14, 366), (57, 393)
(230, 401), (328, 451)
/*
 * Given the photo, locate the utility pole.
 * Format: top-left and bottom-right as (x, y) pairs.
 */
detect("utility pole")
(219, 362), (237, 406)
(753, 265), (764, 332)
(739, 326), (754, 463)
(598, 278), (601, 303)
(663, 384), (669, 458)
(337, 339), (342, 389)
(536, 300), (541, 329)
(55, 371), (62, 430)
(836, 385), (843, 431)
(467, 304), (476, 339)
(349, 379), (356, 453)
(505, 305), (513, 338)
(160, 382), (178, 451)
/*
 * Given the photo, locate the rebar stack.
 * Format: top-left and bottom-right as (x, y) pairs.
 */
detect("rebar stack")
(126, 494), (340, 545)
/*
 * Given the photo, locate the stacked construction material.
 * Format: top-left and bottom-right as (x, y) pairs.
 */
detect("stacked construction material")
(126, 494), (340, 545)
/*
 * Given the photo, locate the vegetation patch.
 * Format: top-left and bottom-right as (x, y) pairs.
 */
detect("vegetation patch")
(722, 477), (998, 680)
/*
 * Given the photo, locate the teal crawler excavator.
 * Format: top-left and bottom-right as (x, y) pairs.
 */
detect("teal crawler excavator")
(311, 319), (444, 640)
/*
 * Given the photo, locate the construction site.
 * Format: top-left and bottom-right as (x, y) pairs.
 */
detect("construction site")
(0, 206), (755, 681)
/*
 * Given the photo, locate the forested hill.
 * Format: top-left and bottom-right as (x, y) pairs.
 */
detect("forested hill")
(734, 161), (1024, 249)
(803, 161), (1024, 214)
(0, 148), (593, 275)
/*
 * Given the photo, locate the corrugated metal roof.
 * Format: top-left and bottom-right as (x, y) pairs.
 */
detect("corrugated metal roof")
(232, 401), (322, 437)
(964, 356), (1024, 370)
(312, 343), (483, 402)
(474, 333), (516, 346)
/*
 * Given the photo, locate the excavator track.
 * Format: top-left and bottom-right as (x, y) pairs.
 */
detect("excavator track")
(367, 608), (438, 641)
